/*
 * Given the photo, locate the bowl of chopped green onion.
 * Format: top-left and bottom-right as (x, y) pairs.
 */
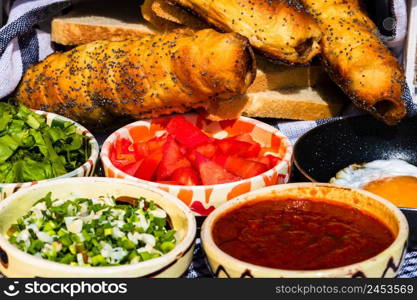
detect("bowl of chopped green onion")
(0, 177), (196, 277)
(0, 102), (99, 200)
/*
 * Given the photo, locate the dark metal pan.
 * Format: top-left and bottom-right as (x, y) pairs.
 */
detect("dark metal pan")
(293, 115), (417, 249)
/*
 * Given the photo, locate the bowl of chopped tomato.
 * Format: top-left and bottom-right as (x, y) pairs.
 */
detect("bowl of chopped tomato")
(101, 114), (292, 216)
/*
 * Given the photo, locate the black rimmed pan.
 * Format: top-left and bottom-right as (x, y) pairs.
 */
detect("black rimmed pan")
(293, 115), (417, 249)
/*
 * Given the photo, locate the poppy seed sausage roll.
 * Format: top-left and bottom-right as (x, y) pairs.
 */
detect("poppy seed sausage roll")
(300, 0), (406, 125)
(16, 29), (256, 126)
(167, 0), (322, 65)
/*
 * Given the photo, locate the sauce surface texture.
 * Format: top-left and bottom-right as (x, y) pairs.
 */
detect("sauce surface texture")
(212, 199), (395, 270)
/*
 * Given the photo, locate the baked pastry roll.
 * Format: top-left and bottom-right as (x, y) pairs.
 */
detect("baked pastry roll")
(16, 29), (256, 125)
(301, 0), (406, 124)
(168, 0), (322, 65)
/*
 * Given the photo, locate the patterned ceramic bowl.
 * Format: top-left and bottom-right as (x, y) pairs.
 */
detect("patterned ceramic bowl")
(201, 183), (409, 278)
(0, 110), (99, 201)
(0, 177), (196, 277)
(101, 114), (293, 216)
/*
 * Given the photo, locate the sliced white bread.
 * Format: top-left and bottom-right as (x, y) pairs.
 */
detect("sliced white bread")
(244, 86), (345, 120)
(248, 56), (329, 93)
(52, 0), (158, 45)
(146, 0), (208, 29)
(141, 0), (186, 32)
(206, 85), (346, 121)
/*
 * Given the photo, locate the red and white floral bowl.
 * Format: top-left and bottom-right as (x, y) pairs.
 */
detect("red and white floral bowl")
(101, 114), (293, 216)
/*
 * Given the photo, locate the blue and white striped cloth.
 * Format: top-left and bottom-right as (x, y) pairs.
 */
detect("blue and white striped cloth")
(0, 0), (70, 99)
(0, 0), (416, 278)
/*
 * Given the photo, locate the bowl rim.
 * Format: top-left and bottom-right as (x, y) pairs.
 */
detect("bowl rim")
(0, 177), (197, 275)
(293, 116), (417, 210)
(100, 113), (293, 190)
(0, 109), (100, 187)
(201, 182), (409, 276)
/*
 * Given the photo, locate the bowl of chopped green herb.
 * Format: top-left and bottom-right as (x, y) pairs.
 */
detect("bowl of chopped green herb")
(0, 177), (196, 277)
(0, 102), (99, 200)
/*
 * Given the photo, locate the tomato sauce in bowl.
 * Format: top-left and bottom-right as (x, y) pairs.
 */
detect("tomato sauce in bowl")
(212, 198), (395, 270)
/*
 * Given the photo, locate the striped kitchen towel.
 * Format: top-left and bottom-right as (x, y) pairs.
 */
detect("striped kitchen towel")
(0, 0), (71, 100)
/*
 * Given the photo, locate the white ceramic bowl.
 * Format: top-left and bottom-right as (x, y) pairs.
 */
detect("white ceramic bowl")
(201, 183), (409, 278)
(0, 110), (99, 201)
(0, 177), (196, 278)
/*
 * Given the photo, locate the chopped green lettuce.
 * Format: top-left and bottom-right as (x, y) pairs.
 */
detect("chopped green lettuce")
(8, 194), (176, 266)
(0, 101), (90, 183)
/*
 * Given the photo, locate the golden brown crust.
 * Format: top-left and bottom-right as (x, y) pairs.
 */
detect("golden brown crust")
(167, 0), (322, 65)
(300, 0), (406, 125)
(150, 0), (208, 29)
(16, 29), (255, 126)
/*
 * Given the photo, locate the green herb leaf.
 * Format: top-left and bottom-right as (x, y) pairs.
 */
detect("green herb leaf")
(0, 102), (91, 183)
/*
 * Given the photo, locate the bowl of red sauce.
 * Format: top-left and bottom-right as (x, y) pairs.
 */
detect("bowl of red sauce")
(100, 114), (292, 216)
(201, 183), (409, 277)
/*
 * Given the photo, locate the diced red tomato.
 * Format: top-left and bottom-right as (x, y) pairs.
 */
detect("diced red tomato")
(135, 151), (162, 181)
(115, 138), (134, 158)
(223, 156), (268, 179)
(185, 149), (211, 168)
(109, 146), (116, 161)
(116, 153), (137, 166)
(133, 133), (168, 158)
(166, 116), (212, 148)
(266, 154), (281, 168)
(194, 152), (239, 185)
(185, 150), (197, 167)
(195, 143), (217, 158)
(148, 133), (168, 148)
(243, 143), (261, 158)
(157, 135), (191, 180)
(121, 160), (143, 176)
(137, 134), (165, 150)
(110, 141), (137, 166)
(133, 143), (149, 158)
(250, 156), (270, 166)
(171, 167), (201, 186)
(226, 134), (262, 158)
(212, 153), (228, 167)
(109, 147), (125, 169)
(216, 138), (252, 156)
